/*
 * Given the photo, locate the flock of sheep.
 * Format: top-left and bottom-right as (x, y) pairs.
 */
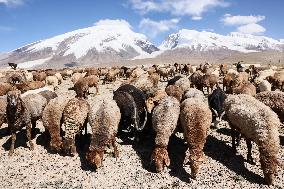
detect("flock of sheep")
(0, 62), (283, 186)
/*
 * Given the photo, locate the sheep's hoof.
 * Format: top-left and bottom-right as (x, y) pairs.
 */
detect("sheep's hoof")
(29, 143), (34, 151)
(8, 151), (13, 157)
(247, 156), (255, 165)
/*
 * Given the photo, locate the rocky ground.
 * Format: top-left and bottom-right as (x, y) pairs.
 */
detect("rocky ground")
(0, 78), (283, 189)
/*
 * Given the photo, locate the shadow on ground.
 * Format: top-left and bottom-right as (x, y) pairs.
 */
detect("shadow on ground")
(204, 135), (265, 185)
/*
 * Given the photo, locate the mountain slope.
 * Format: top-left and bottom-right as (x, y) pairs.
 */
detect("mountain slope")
(0, 20), (159, 68)
(159, 29), (284, 53)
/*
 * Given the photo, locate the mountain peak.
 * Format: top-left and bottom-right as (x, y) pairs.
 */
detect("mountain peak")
(160, 29), (284, 52)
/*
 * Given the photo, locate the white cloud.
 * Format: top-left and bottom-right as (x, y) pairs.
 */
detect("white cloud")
(222, 14), (265, 26)
(94, 19), (132, 29)
(221, 14), (266, 35)
(237, 23), (266, 35)
(0, 0), (25, 6)
(128, 0), (230, 20)
(139, 18), (179, 38)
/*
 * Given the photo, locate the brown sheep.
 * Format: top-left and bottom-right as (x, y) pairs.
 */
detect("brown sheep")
(6, 90), (47, 156)
(201, 74), (219, 94)
(15, 81), (45, 93)
(0, 82), (13, 96)
(33, 71), (47, 82)
(62, 98), (90, 156)
(0, 97), (7, 129)
(42, 96), (71, 152)
(180, 98), (212, 179)
(165, 85), (183, 102)
(86, 99), (121, 168)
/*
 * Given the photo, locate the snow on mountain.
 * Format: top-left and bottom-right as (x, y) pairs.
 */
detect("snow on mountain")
(27, 19), (158, 58)
(0, 19), (159, 67)
(160, 29), (284, 53)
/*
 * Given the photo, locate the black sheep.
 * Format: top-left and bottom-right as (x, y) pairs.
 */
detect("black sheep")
(113, 84), (147, 140)
(208, 87), (227, 125)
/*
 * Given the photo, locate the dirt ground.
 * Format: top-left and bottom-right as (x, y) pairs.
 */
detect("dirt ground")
(0, 77), (283, 189)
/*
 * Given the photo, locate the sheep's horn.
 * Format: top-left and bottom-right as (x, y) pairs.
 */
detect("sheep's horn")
(139, 107), (148, 131)
(220, 111), (226, 120)
(211, 108), (218, 117)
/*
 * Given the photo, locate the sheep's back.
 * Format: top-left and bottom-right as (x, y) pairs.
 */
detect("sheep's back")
(22, 93), (47, 119)
(224, 94), (280, 147)
(152, 96), (180, 146)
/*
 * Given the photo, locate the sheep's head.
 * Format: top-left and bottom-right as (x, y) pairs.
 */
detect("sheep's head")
(86, 150), (104, 169)
(7, 90), (21, 107)
(62, 138), (76, 156)
(50, 137), (63, 153)
(151, 147), (170, 172)
(260, 152), (279, 185)
(165, 85), (183, 102)
(145, 90), (167, 113)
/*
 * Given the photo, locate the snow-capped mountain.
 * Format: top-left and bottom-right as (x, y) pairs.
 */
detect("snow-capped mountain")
(0, 20), (159, 68)
(160, 29), (284, 53)
(1, 24), (284, 68)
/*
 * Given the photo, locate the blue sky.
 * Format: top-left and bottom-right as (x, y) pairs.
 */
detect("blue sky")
(0, 0), (283, 52)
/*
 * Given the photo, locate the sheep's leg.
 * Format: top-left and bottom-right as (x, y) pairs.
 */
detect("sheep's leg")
(31, 120), (37, 138)
(8, 133), (16, 156)
(236, 133), (241, 147)
(70, 140), (77, 156)
(95, 85), (99, 95)
(231, 129), (237, 154)
(245, 139), (255, 164)
(27, 123), (34, 151)
(112, 137), (119, 159)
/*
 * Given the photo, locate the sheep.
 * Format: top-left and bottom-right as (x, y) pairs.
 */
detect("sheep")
(45, 69), (56, 76)
(45, 76), (59, 90)
(173, 77), (191, 94)
(54, 73), (63, 84)
(86, 99), (121, 168)
(267, 71), (284, 91)
(113, 84), (148, 141)
(85, 67), (99, 76)
(0, 82), (13, 96)
(71, 73), (84, 84)
(83, 75), (99, 94)
(230, 82), (256, 96)
(72, 79), (90, 99)
(256, 91), (284, 123)
(157, 68), (169, 81)
(208, 87), (227, 127)
(61, 69), (73, 79)
(180, 97), (212, 179)
(223, 73), (234, 92)
(130, 73), (158, 93)
(62, 98), (90, 156)
(183, 88), (207, 103)
(33, 71), (47, 82)
(165, 85), (183, 102)
(6, 90), (47, 156)
(190, 71), (203, 91)
(224, 94), (281, 185)
(0, 96), (7, 128)
(201, 74), (219, 94)
(42, 96), (71, 152)
(38, 90), (58, 103)
(257, 80), (272, 93)
(23, 71), (33, 82)
(15, 81), (45, 93)
(150, 95), (180, 172)
(103, 69), (117, 84)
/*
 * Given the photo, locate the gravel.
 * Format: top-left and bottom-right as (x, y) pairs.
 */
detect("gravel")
(0, 78), (283, 189)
